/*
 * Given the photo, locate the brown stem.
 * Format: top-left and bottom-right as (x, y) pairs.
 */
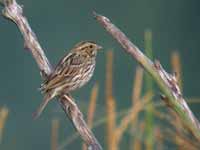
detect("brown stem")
(0, 0), (102, 149)
(60, 94), (101, 150)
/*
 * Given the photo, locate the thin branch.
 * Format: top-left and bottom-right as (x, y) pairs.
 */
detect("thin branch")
(1, 0), (51, 78)
(0, 1), (102, 149)
(60, 94), (101, 150)
(93, 12), (200, 141)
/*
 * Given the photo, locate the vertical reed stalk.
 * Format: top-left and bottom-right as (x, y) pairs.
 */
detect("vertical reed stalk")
(132, 66), (144, 104)
(51, 118), (59, 150)
(0, 107), (9, 144)
(171, 51), (182, 91)
(155, 127), (163, 150)
(106, 51), (117, 150)
(132, 122), (145, 150)
(115, 92), (153, 147)
(171, 51), (183, 149)
(131, 66), (143, 150)
(144, 29), (154, 150)
(83, 84), (99, 150)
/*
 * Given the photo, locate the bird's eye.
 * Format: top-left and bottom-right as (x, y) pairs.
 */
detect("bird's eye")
(89, 45), (93, 48)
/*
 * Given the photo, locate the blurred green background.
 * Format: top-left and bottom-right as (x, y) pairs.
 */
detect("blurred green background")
(0, 0), (200, 149)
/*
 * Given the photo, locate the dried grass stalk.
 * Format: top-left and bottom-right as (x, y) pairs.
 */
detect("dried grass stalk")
(115, 92), (153, 146)
(0, 107), (9, 143)
(106, 51), (117, 150)
(132, 66), (143, 104)
(83, 83), (99, 150)
(87, 84), (99, 128)
(51, 118), (59, 150)
(131, 66), (143, 149)
(132, 122), (145, 150)
(155, 127), (163, 150)
(171, 51), (182, 91)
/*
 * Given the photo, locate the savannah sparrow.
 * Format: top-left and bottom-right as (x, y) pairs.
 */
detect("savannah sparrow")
(33, 41), (102, 119)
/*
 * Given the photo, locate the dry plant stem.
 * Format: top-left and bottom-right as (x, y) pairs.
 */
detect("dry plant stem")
(144, 29), (154, 150)
(87, 84), (99, 128)
(170, 51), (183, 149)
(165, 128), (199, 150)
(0, 1), (102, 149)
(83, 84), (99, 150)
(1, 0), (51, 77)
(131, 67), (143, 126)
(132, 135), (141, 150)
(132, 66), (143, 104)
(94, 12), (200, 141)
(171, 51), (182, 91)
(106, 51), (117, 150)
(153, 109), (200, 149)
(132, 122), (145, 150)
(115, 92), (153, 145)
(60, 95), (101, 150)
(155, 127), (163, 150)
(106, 51), (114, 98)
(0, 107), (9, 143)
(51, 119), (59, 150)
(131, 66), (143, 150)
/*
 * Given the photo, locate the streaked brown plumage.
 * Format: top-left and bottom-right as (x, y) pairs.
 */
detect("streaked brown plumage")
(33, 41), (102, 119)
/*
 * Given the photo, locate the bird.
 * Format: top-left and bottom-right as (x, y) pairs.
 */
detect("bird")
(33, 41), (102, 119)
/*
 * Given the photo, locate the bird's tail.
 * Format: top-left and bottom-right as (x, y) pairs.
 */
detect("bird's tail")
(32, 92), (54, 120)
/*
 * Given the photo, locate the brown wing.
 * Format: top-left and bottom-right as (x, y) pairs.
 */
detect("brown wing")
(42, 52), (86, 91)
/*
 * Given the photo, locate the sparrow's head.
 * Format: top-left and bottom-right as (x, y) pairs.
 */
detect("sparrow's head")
(73, 41), (102, 57)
